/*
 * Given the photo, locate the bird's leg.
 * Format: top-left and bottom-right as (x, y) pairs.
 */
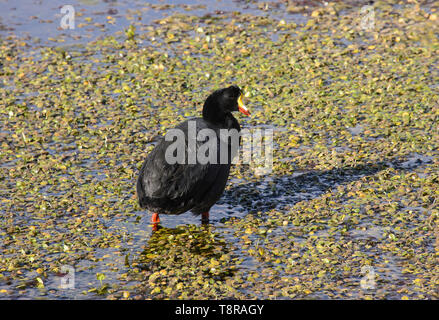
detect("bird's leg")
(151, 213), (160, 231)
(201, 211), (209, 224)
(151, 213), (160, 224)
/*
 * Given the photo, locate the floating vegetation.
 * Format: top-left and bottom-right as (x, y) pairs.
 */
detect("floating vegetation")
(0, 0), (438, 299)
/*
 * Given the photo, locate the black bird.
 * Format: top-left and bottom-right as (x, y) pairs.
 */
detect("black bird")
(137, 85), (250, 228)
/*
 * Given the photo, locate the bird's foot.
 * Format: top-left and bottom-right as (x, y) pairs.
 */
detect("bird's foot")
(201, 211), (209, 224)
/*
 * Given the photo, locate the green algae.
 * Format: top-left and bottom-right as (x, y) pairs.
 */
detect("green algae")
(0, 0), (438, 299)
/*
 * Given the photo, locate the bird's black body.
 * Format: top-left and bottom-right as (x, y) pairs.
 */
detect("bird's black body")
(137, 86), (246, 218)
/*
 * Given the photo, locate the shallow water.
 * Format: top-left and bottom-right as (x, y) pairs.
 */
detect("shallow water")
(0, 0), (309, 47)
(1, 0), (438, 300)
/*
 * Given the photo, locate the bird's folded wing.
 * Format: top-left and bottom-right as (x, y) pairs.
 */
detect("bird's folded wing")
(138, 136), (221, 203)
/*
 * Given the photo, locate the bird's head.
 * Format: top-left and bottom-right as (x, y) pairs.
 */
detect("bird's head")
(203, 85), (250, 123)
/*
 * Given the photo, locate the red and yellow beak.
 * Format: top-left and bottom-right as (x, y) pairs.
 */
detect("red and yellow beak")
(238, 93), (250, 116)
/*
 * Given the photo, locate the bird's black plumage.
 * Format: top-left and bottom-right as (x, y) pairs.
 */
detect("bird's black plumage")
(137, 85), (247, 218)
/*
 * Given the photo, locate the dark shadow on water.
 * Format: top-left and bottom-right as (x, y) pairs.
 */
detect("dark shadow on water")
(220, 153), (433, 218)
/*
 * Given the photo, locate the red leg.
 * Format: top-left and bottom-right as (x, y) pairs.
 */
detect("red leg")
(151, 213), (160, 224)
(151, 213), (160, 231)
(201, 211), (209, 223)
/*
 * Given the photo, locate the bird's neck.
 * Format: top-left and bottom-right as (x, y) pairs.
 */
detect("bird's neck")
(202, 102), (226, 125)
(203, 109), (239, 131)
(202, 95), (241, 130)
